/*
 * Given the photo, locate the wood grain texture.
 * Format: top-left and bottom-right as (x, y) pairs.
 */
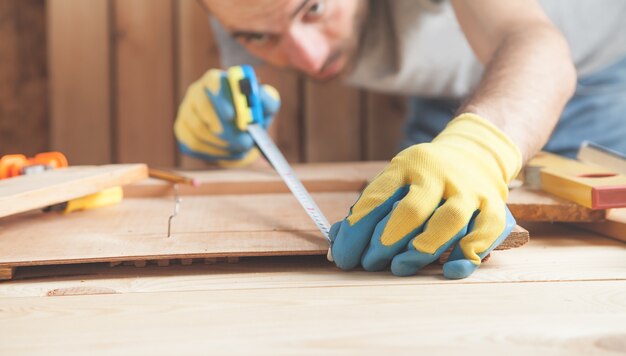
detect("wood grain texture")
(366, 93), (406, 160)
(0, 280), (624, 354)
(0, 267), (14, 280)
(257, 66), (303, 163)
(114, 0), (175, 166)
(508, 188), (606, 222)
(0, 190), (526, 274)
(0, 193), (355, 267)
(498, 225), (529, 250)
(0, 224), (623, 296)
(124, 161), (384, 197)
(0, 164), (148, 218)
(304, 79), (364, 162)
(573, 208), (626, 243)
(1, 225), (621, 355)
(0, 0), (48, 156)
(47, 0), (111, 164)
(125, 161), (607, 222)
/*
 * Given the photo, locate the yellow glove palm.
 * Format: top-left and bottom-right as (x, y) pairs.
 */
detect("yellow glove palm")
(329, 113), (522, 278)
(174, 69), (280, 167)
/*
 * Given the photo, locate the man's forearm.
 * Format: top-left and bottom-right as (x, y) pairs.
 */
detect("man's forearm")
(459, 24), (576, 162)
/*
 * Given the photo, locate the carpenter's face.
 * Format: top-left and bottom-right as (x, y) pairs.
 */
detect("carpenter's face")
(203, 0), (366, 81)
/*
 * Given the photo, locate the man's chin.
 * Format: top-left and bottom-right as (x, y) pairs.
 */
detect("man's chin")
(307, 59), (347, 82)
(308, 71), (342, 83)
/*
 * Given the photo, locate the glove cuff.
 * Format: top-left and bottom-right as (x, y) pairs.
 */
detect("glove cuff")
(433, 113), (522, 184)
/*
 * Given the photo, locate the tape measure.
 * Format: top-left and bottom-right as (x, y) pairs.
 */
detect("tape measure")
(227, 65), (332, 243)
(248, 124), (331, 241)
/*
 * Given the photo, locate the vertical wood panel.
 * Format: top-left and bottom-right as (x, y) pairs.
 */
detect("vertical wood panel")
(47, 0), (110, 164)
(175, 0), (220, 168)
(257, 66), (303, 163)
(0, 0), (47, 156)
(304, 80), (363, 162)
(366, 93), (407, 160)
(115, 0), (175, 166)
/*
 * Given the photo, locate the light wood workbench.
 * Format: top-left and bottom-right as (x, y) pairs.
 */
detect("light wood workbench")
(0, 223), (625, 355)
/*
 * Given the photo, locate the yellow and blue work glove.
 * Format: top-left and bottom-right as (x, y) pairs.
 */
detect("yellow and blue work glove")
(329, 113), (522, 279)
(174, 69), (280, 167)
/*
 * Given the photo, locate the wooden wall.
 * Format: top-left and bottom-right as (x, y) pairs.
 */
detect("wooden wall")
(4, 0), (407, 167)
(0, 0), (48, 156)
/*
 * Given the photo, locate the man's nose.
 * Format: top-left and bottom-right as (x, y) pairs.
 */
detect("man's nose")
(284, 25), (329, 75)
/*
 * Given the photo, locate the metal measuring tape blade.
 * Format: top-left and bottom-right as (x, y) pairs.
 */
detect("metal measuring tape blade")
(247, 124), (332, 243)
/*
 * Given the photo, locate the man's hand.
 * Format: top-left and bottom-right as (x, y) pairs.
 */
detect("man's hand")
(174, 69), (280, 167)
(329, 113), (522, 279)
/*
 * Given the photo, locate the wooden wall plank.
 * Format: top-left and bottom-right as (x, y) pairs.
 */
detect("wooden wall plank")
(257, 66), (303, 163)
(114, 0), (175, 166)
(47, 0), (111, 164)
(0, 0), (48, 156)
(366, 93), (406, 161)
(304, 80), (363, 162)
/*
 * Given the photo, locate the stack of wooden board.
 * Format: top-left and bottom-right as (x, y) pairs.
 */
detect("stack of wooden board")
(0, 162), (535, 280)
(4, 160), (622, 281)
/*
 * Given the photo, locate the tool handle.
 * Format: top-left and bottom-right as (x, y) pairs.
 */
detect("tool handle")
(227, 65), (266, 131)
(63, 187), (124, 214)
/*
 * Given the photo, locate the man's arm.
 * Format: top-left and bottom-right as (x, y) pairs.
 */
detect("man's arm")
(452, 0), (577, 162)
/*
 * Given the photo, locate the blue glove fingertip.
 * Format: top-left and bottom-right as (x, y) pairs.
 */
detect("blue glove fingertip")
(444, 207), (516, 279)
(390, 250), (432, 277)
(329, 221), (342, 242)
(443, 259), (478, 279)
(331, 220), (367, 270)
(260, 85), (281, 118)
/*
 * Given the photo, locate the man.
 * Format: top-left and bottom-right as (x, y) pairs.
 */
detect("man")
(174, 0), (626, 278)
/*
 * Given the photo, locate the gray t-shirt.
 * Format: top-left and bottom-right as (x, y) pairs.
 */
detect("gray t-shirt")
(212, 0), (626, 98)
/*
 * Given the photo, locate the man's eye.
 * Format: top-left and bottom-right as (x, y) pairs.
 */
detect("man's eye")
(245, 34), (270, 46)
(305, 0), (325, 20)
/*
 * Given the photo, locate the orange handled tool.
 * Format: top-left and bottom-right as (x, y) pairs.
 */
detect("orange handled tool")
(0, 152), (68, 179)
(0, 151), (122, 213)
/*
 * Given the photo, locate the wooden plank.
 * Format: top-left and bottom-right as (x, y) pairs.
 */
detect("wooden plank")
(1, 281), (624, 354)
(47, 0), (112, 164)
(0, 192), (526, 270)
(124, 161), (606, 222)
(1, 224), (624, 296)
(508, 188), (606, 222)
(0, 0), (48, 156)
(0, 193), (355, 267)
(114, 0), (175, 166)
(573, 208), (626, 243)
(528, 152), (626, 209)
(124, 161), (384, 197)
(365, 93), (406, 160)
(577, 141), (626, 175)
(498, 225), (529, 250)
(304, 80), (363, 162)
(0, 164), (148, 219)
(175, 0), (220, 169)
(0, 267), (14, 281)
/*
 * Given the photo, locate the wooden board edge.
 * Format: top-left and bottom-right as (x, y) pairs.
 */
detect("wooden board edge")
(570, 223), (626, 244)
(496, 225), (530, 251)
(0, 267), (15, 281)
